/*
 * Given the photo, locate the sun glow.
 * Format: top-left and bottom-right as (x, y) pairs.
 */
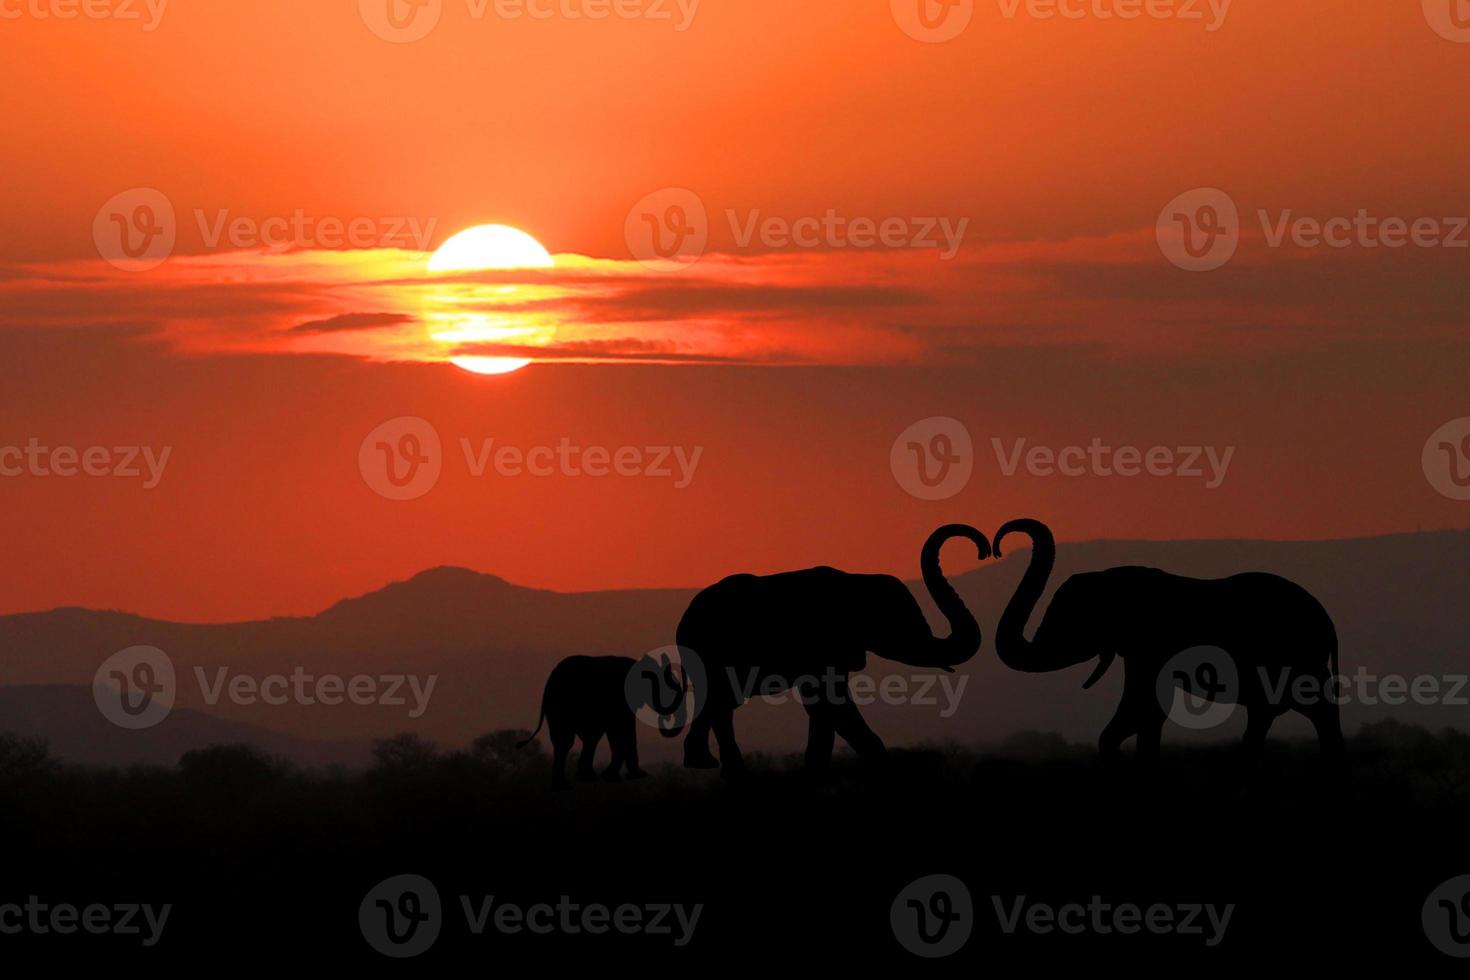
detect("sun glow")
(426, 225), (555, 375)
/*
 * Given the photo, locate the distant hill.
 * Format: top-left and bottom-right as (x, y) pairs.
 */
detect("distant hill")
(0, 531), (1466, 765)
(0, 567), (694, 759)
(0, 685), (366, 767)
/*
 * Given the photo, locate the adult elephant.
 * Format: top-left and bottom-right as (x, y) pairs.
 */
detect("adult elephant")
(669, 524), (989, 775)
(991, 518), (1346, 771)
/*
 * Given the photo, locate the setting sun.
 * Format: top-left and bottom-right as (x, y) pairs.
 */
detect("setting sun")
(426, 224), (555, 374)
(427, 224), (554, 273)
(446, 355), (534, 376)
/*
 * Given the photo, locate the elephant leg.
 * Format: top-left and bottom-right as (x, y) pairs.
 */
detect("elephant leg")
(603, 731), (625, 782)
(1296, 685), (1348, 779)
(1098, 701), (1138, 763)
(1101, 656), (1168, 766)
(801, 681), (836, 770)
(551, 730), (574, 790)
(577, 732), (602, 782)
(684, 712), (719, 768)
(806, 713), (836, 770)
(1240, 705), (1274, 761)
(711, 708), (746, 777)
(828, 677), (885, 763)
(684, 669), (733, 769)
(621, 713), (648, 779)
(1134, 711), (1167, 766)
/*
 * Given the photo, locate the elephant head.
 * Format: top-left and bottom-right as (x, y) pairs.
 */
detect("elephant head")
(869, 523), (991, 670)
(992, 518), (1117, 688)
(629, 651), (694, 736)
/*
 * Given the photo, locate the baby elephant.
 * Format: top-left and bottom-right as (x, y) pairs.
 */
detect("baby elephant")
(519, 654), (686, 789)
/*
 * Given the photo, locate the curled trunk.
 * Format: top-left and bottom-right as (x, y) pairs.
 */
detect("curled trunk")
(992, 518), (1090, 673)
(903, 523), (989, 668)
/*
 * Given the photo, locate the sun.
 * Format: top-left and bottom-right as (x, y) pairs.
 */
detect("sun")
(428, 224), (554, 273)
(426, 224), (555, 375)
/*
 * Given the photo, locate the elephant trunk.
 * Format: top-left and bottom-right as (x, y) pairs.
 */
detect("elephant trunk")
(656, 661), (690, 738)
(904, 523), (990, 668)
(992, 518), (1090, 673)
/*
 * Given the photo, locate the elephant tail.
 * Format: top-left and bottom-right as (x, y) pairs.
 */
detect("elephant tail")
(516, 686), (548, 748)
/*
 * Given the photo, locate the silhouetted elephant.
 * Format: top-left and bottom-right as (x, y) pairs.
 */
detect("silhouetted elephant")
(520, 654), (685, 789)
(669, 524), (990, 776)
(992, 518), (1346, 772)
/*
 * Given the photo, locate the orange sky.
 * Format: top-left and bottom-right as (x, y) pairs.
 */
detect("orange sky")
(0, 1), (1467, 620)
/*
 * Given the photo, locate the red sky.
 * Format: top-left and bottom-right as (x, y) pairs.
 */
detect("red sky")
(0, 1), (1467, 620)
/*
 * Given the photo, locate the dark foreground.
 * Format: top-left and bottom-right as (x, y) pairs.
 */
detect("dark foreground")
(2, 721), (1467, 968)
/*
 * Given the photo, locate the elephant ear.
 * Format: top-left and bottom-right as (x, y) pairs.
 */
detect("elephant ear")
(1071, 567), (1157, 686)
(1035, 576), (1090, 645)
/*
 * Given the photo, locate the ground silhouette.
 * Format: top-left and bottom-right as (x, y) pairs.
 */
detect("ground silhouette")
(0, 723), (1460, 966)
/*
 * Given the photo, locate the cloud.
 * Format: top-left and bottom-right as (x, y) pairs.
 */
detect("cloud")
(0, 233), (1464, 368)
(290, 312), (415, 334)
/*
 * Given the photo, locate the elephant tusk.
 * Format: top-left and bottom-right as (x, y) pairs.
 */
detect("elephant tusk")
(1081, 651), (1116, 689)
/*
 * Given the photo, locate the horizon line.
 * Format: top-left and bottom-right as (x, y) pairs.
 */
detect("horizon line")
(6, 525), (1464, 627)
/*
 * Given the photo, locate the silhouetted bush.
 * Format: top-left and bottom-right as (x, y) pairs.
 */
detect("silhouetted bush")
(993, 730), (1090, 761)
(0, 731), (57, 782)
(371, 732), (439, 771)
(470, 728), (543, 775)
(178, 743), (290, 793)
(1351, 718), (1470, 805)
